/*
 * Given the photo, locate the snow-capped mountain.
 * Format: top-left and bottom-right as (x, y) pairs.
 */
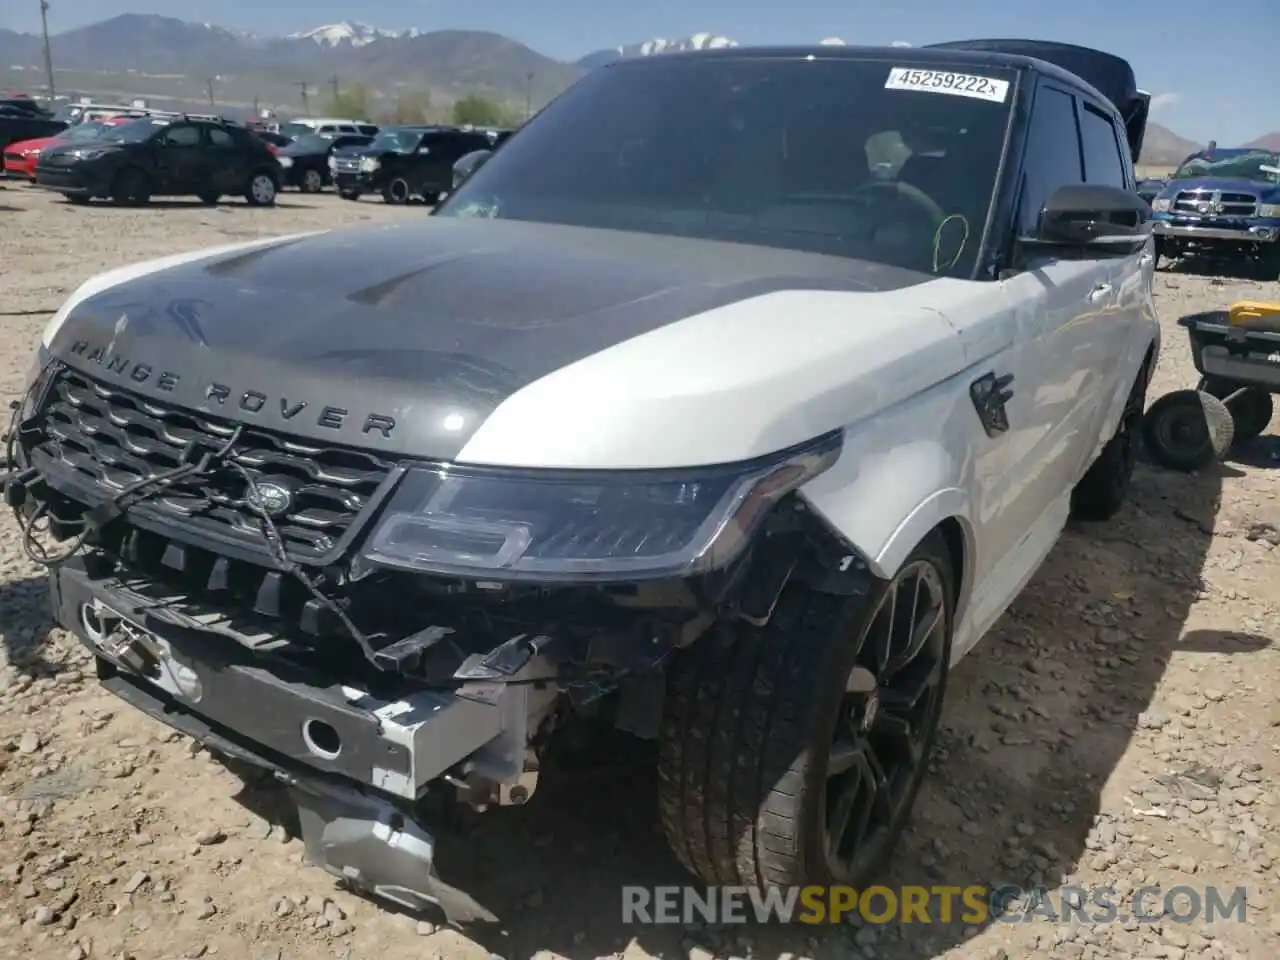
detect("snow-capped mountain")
(574, 33), (868, 69)
(576, 33), (740, 70)
(287, 21), (420, 48)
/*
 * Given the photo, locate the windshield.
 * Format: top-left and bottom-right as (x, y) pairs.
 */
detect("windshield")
(62, 122), (108, 141)
(1171, 150), (1280, 183)
(370, 130), (424, 152)
(436, 56), (1014, 277)
(98, 118), (168, 143)
(277, 122), (314, 139)
(288, 133), (333, 153)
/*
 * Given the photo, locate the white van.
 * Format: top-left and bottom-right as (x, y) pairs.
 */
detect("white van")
(277, 118), (379, 139)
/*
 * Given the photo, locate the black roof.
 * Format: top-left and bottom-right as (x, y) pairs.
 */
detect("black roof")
(601, 42), (1130, 117)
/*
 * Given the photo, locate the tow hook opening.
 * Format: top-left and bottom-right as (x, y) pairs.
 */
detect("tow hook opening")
(79, 600), (116, 643)
(302, 718), (343, 760)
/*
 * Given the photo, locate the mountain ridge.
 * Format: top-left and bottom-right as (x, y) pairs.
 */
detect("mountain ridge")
(0, 13), (1266, 157)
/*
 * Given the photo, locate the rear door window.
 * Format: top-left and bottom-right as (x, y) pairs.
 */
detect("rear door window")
(161, 124), (202, 147)
(1078, 101), (1129, 188)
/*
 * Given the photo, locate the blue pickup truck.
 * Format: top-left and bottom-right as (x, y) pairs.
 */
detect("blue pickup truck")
(1148, 147), (1280, 279)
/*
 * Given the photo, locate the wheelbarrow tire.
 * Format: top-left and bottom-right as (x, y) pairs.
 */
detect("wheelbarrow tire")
(1142, 389), (1234, 472)
(1202, 379), (1274, 443)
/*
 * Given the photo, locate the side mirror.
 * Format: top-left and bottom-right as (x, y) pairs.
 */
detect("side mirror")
(452, 149), (492, 189)
(1020, 183), (1151, 258)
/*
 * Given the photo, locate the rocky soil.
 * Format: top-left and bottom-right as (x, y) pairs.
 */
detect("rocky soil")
(1, 184), (1278, 960)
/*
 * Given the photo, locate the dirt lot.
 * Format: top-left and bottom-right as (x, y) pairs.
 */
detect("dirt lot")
(1, 184), (1278, 960)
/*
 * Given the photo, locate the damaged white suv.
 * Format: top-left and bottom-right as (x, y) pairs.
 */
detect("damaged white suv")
(5, 39), (1158, 922)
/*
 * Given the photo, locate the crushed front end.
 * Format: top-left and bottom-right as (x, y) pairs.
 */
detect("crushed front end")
(3, 356), (839, 923)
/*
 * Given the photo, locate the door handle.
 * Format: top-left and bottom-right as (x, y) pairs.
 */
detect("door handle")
(1088, 282), (1114, 303)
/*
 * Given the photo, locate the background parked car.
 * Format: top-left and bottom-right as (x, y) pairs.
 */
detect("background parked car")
(0, 102), (66, 159)
(4, 116), (135, 180)
(1136, 177), (1166, 204)
(276, 118), (378, 139)
(331, 124), (497, 203)
(277, 132), (375, 192)
(35, 116), (282, 207)
(450, 130), (513, 190)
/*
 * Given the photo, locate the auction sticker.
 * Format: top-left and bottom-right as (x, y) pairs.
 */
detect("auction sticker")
(884, 67), (1010, 103)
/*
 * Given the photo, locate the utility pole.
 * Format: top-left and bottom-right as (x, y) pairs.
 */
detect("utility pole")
(329, 75), (340, 103)
(295, 81), (310, 116)
(39, 0), (56, 102)
(205, 77), (216, 108)
(524, 71), (533, 122)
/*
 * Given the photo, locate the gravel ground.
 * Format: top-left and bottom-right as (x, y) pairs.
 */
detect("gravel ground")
(1, 184), (1279, 960)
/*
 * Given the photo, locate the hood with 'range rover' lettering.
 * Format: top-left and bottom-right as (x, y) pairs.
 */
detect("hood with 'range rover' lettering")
(42, 216), (967, 469)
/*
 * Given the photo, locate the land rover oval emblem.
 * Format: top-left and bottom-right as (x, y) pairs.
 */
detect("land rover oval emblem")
(249, 479), (293, 518)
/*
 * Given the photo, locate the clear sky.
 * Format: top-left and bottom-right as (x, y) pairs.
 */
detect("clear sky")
(3, 0), (1276, 144)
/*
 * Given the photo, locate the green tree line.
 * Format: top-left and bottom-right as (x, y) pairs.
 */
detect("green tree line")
(322, 84), (517, 127)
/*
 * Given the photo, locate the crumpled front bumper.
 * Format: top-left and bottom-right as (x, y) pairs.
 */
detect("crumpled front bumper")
(47, 555), (509, 924)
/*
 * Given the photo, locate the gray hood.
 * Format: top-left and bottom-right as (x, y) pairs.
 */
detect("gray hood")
(48, 217), (931, 460)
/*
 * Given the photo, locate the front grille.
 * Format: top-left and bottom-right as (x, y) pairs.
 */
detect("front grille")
(332, 157), (360, 173)
(1173, 189), (1258, 218)
(34, 367), (398, 561)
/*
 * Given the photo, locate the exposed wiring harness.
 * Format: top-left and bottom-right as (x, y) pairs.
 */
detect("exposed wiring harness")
(5, 369), (677, 691)
(5, 376), (391, 670)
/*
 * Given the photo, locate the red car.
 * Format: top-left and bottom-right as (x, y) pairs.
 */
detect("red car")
(3, 116), (133, 180)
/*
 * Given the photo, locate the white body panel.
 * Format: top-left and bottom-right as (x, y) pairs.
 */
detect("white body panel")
(38, 234), (1159, 671)
(458, 261), (1159, 666)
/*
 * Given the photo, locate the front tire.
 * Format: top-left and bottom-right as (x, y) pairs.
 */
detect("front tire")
(244, 171), (277, 207)
(111, 168), (150, 205)
(382, 177), (410, 204)
(1255, 245), (1280, 282)
(658, 533), (955, 888)
(301, 169), (323, 193)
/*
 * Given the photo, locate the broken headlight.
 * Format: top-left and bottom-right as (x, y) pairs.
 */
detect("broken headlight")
(362, 431), (842, 582)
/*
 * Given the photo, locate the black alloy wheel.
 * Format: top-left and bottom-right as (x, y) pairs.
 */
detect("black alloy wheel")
(823, 558), (948, 881)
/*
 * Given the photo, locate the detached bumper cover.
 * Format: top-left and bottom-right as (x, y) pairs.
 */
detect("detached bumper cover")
(48, 556), (507, 923)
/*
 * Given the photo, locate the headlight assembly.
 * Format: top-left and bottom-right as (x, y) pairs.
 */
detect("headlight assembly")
(277, 156), (294, 168)
(362, 431), (843, 582)
(1259, 203), (1280, 219)
(359, 157), (380, 172)
(1151, 197), (1172, 213)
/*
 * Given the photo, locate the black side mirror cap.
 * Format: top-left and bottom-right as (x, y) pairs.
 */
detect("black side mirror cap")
(1021, 183), (1151, 257)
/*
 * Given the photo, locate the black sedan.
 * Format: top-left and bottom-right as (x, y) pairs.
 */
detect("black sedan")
(34, 116), (282, 206)
(276, 132), (374, 192)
